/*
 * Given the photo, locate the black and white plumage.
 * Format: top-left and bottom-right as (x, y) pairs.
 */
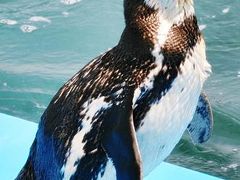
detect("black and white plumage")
(17, 0), (213, 179)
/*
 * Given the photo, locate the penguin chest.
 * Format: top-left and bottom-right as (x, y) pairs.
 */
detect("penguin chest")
(135, 59), (203, 175)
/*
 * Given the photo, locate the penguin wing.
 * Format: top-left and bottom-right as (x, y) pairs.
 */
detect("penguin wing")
(187, 92), (213, 144)
(102, 88), (142, 179)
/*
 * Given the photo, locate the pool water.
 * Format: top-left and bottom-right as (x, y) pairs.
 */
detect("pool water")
(0, 0), (239, 179)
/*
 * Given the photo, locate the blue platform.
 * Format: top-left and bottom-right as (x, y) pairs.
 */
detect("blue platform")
(0, 113), (221, 180)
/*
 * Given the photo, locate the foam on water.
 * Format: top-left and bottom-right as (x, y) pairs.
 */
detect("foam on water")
(222, 7), (230, 14)
(20, 25), (38, 33)
(62, 11), (70, 17)
(34, 102), (47, 109)
(221, 164), (239, 172)
(199, 24), (207, 31)
(61, 0), (81, 5)
(29, 16), (51, 23)
(0, 19), (18, 25)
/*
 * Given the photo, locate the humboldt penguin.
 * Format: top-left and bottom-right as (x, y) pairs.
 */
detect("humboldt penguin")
(17, 0), (213, 179)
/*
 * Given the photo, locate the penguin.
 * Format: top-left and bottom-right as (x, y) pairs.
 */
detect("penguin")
(17, 0), (213, 179)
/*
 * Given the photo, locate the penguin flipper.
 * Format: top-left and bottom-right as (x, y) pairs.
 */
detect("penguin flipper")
(187, 92), (213, 144)
(102, 91), (142, 180)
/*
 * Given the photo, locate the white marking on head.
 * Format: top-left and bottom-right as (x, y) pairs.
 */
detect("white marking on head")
(61, 97), (112, 179)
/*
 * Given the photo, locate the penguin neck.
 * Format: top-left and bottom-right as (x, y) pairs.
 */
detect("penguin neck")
(144, 0), (194, 14)
(118, 0), (195, 57)
(145, 0), (195, 23)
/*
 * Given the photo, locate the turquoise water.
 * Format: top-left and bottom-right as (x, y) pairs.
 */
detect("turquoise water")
(0, 0), (239, 179)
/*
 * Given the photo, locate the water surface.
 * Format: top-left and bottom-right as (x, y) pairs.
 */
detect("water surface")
(0, 0), (239, 179)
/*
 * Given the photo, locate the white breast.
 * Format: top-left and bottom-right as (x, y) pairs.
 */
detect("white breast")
(137, 37), (211, 175)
